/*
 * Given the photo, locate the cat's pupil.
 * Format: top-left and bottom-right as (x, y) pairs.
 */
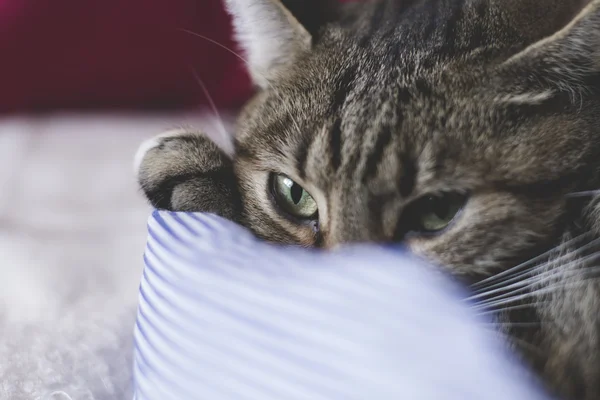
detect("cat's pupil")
(291, 183), (303, 204)
(431, 197), (450, 218)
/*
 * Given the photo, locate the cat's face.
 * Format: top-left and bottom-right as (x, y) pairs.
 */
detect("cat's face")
(137, 0), (600, 277)
(138, 0), (600, 276)
(227, 0), (600, 279)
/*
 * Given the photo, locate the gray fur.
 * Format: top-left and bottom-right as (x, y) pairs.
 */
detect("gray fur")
(137, 0), (600, 398)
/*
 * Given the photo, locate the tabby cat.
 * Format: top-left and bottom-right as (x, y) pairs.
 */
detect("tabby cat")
(136, 0), (600, 398)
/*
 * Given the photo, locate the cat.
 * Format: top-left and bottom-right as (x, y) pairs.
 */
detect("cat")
(136, 0), (600, 398)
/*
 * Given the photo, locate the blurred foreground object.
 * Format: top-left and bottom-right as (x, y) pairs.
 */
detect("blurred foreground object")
(133, 211), (547, 400)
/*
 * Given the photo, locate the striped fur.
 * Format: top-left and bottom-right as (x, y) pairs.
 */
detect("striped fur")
(137, 1), (600, 399)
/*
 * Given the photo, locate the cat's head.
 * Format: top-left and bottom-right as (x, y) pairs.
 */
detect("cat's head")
(208, 0), (600, 275)
(139, 0), (600, 276)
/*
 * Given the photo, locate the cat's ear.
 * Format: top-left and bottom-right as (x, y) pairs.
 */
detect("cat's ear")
(224, 0), (338, 88)
(496, 0), (600, 104)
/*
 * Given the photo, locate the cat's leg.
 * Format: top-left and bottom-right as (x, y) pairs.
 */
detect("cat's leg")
(135, 129), (242, 221)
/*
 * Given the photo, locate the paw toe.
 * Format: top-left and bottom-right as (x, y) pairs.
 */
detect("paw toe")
(133, 129), (188, 175)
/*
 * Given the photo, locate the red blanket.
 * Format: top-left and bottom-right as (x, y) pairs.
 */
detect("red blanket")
(0, 0), (253, 113)
(1, 0), (357, 113)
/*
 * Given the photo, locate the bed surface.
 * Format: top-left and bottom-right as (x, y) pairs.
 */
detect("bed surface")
(0, 113), (217, 399)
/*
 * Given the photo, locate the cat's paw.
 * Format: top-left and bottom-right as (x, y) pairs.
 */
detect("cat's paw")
(134, 129), (188, 177)
(135, 129), (241, 219)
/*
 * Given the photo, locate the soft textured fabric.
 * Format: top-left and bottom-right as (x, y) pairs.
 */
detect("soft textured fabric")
(134, 210), (548, 400)
(0, 0), (253, 113)
(0, 113), (233, 400)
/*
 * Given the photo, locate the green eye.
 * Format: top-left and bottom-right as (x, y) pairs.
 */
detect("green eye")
(272, 174), (318, 219)
(413, 192), (466, 233)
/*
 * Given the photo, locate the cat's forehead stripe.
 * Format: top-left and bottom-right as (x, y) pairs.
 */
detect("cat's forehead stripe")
(362, 124), (393, 184)
(295, 134), (310, 180)
(329, 118), (343, 172)
(331, 65), (357, 113)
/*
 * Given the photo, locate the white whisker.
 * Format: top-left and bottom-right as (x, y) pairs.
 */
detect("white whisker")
(180, 29), (251, 69)
(472, 233), (600, 299)
(472, 275), (600, 312)
(473, 231), (594, 290)
(471, 250), (600, 307)
(190, 69), (234, 156)
(565, 190), (600, 198)
(469, 241), (600, 302)
(471, 231), (594, 291)
(181, 29), (304, 137)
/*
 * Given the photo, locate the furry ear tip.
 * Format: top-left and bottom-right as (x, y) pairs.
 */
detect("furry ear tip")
(221, 0), (315, 89)
(497, 0), (600, 97)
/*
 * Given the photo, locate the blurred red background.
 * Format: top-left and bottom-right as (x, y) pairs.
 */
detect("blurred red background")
(1, 0), (357, 114)
(0, 0), (253, 113)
